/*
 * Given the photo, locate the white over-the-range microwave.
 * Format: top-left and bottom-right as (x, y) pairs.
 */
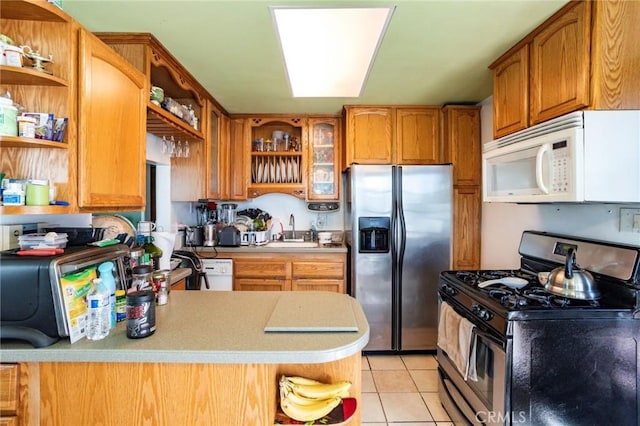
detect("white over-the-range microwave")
(482, 110), (640, 203)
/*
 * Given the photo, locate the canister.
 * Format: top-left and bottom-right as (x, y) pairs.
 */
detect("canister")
(0, 97), (17, 137)
(17, 116), (37, 138)
(3, 45), (23, 67)
(126, 290), (156, 339)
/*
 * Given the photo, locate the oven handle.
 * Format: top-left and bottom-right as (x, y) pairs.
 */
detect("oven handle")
(441, 375), (486, 425)
(440, 299), (506, 350)
(472, 325), (506, 352)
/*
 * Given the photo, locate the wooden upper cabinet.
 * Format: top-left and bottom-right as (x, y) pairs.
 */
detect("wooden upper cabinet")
(490, 0), (640, 138)
(95, 33), (218, 204)
(442, 106), (481, 186)
(492, 45), (529, 138)
(590, 0), (640, 110)
(530, 0), (591, 125)
(395, 107), (441, 164)
(206, 100), (227, 200)
(344, 107), (393, 165)
(77, 28), (146, 210)
(226, 118), (249, 201)
(343, 106), (441, 166)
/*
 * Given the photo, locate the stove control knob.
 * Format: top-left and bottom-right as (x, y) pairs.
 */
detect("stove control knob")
(442, 284), (457, 296)
(472, 304), (493, 321)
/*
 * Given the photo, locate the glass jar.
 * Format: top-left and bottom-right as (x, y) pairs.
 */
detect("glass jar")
(131, 264), (153, 291)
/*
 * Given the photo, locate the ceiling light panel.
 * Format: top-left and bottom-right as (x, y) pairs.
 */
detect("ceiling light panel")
(272, 6), (395, 97)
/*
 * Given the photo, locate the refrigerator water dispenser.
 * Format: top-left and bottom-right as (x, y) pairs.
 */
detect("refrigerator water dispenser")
(358, 217), (390, 253)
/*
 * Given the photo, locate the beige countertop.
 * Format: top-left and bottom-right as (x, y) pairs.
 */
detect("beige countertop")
(0, 291), (369, 365)
(169, 267), (191, 284)
(192, 243), (347, 254)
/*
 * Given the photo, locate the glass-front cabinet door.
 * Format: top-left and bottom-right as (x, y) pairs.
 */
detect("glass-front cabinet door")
(307, 118), (340, 200)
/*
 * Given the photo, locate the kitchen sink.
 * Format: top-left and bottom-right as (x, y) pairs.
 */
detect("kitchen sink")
(266, 241), (319, 248)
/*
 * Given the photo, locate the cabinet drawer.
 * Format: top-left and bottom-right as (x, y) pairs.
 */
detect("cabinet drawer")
(292, 279), (344, 293)
(0, 364), (18, 417)
(292, 262), (344, 279)
(234, 278), (287, 291)
(234, 261), (287, 278)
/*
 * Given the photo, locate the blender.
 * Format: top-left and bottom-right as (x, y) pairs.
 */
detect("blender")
(218, 203), (238, 226)
(216, 203), (241, 247)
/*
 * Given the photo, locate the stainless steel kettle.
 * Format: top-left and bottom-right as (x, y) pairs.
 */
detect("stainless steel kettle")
(545, 247), (600, 300)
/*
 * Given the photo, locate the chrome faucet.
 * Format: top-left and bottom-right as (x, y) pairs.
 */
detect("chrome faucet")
(289, 214), (295, 239)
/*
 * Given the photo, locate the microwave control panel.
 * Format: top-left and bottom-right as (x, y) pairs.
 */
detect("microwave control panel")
(551, 141), (571, 193)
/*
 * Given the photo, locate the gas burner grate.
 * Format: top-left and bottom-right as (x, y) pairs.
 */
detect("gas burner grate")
(522, 288), (600, 308)
(483, 285), (602, 309)
(454, 271), (481, 284)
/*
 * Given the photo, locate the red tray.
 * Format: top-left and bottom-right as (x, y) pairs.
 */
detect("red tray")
(274, 397), (357, 425)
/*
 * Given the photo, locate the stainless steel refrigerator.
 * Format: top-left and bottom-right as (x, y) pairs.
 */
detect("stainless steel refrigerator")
(344, 164), (452, 352)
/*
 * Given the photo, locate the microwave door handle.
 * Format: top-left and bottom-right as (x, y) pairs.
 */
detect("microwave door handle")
(535, 144), (551, 194)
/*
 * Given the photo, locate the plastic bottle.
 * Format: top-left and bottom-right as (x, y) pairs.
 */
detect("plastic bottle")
(86, 278), (110, 341)
(98, 261), (117, 329)
(115, 289), (126, 322)
(142, 236), (163, 271)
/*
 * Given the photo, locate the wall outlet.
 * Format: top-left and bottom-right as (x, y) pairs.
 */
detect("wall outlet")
(316, 213), (327, 229)
(619, 208), (640, 233)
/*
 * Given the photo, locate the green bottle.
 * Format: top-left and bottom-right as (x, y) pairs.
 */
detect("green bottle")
(142, 236), (163, 271)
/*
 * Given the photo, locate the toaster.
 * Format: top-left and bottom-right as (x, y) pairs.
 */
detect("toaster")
(217, 226), (241, 247)
(0, 245), (129, 347)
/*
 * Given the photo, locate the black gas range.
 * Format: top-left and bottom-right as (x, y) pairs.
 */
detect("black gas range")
(437, 231), (640, 426)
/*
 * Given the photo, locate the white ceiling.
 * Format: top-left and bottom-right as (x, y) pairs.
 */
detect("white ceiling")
(64, 0), (568, 115)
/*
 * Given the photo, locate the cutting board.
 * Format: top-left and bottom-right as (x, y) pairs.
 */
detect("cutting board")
(264, 293), (359, 332)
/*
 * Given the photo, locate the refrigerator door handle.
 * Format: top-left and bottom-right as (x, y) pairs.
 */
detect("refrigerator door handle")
(396, 166), (406, 279)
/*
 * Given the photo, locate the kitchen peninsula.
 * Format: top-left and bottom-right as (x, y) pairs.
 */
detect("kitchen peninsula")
(1, 291), (369, 425)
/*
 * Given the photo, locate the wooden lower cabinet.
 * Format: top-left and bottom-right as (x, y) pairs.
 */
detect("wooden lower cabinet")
(0, 363), (38, 426)
(171, 278), (186, 291)
(229, 252), (346, 293)
(291, 260), (345, 293)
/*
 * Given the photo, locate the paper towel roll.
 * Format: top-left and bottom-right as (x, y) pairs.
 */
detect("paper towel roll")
(152, 231), (176, 270)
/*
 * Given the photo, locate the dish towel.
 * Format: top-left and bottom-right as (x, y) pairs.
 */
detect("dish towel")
(437, 302), (478, 381)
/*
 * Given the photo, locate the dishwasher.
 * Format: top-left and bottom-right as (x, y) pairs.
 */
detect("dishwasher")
(200, 258), (233, 291)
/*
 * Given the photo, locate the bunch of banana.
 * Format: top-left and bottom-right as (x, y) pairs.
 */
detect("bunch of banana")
(279, 375), (351, 422)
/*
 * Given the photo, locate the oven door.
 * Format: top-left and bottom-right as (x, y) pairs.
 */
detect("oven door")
(437, 301), (506, 425)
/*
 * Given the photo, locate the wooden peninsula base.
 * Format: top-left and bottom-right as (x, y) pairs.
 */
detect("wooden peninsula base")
(35, 353), (361, 425)
(2, 292), (369, 425)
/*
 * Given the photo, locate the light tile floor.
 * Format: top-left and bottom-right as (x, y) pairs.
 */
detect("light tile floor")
(361, 353), (453, 426)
